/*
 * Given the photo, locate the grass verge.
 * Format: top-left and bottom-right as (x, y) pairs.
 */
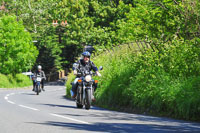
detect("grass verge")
(0, 73), (32, 89)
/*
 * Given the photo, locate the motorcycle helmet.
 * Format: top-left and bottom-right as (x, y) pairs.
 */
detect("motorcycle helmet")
(38, 65), (42, 70)
(82, 51), (91, 57)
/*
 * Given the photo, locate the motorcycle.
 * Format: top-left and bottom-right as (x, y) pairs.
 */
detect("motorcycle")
(33, 76), (42, 95)
(73, 63), (103, 110)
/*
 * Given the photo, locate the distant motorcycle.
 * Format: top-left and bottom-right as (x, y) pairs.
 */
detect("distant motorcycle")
(33, 76), (42, 95)
(73, 63), (103, 110)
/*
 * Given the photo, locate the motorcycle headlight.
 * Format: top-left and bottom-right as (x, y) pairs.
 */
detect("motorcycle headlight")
(85, 75), (92, 82)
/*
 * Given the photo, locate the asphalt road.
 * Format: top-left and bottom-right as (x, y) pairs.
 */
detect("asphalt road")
(0, 84), (200, 133)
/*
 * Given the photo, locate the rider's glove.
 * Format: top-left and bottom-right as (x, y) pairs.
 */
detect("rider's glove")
(96, 71), (102, 77)
(74, 70), (78, 75)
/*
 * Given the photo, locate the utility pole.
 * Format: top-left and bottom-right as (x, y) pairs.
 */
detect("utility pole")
(13, 0), (19, 21)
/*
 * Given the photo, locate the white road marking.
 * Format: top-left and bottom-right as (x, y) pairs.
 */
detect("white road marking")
(4, 93), (15, 104)
(4, 88), (91, 125)
(50, 113), (91, 124)
(7, 100), (15, 104)
(10, 93), (15, 95)
(5, 92), (39, 111)
(19, 105), (39, 111)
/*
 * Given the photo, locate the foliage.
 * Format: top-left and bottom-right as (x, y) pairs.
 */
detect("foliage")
(1, 0), (199, 72)
(65, 1), (200, 121)
(0, 73), (32, 88)
(117, 0), (200, 43)
(1, 0), (200, 121)
(66, 71), (76, 97)
(0, 0), (132, 73)
(66, 38), (200, 121)
(101, 40), (200, 121)
(0, 15), (38, 75)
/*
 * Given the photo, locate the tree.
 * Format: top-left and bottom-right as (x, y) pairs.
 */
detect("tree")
(117, 0), (200, 43)
(0, 15), (38, 75)
(0, 0), (133, 73)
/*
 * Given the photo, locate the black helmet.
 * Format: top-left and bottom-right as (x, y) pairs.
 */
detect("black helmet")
(82, 51), (91, 57)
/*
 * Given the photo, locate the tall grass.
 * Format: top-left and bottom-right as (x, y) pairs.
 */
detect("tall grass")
(66, 72), (76, 97)
(0, 74), (32, 88)
(66, 39), (200, 121)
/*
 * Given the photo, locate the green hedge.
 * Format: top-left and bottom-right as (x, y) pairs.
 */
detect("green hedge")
(66, 39), (200, 121)
(0, 74), (32, 88)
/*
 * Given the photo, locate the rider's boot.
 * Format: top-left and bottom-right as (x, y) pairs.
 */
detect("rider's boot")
(91, 93), (96, 102)
(42, 87), (45, 91)
(92, 96), (96, 102)
(71, 89), (77, 98)
(72, 93), (77, 99)
(32, 85), (35, 91)
(32, 82), (36, 91)
(41, 83), (45, 91)
(71, 83), (77, 99)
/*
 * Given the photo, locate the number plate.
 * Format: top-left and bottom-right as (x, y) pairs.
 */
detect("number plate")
(36, 77), (42, 82)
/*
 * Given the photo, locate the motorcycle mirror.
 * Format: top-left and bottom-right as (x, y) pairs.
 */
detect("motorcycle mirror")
(99, 66), (103, 70)
(73, 63), (78, 68)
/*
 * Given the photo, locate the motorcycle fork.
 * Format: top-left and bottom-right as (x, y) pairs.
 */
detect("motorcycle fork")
(83, 82), (93, 104)
(37, 82), (40, 86)
(83, 82), (86, 104)
(36, 82), (40, 90)
(77, 85), (83, 104)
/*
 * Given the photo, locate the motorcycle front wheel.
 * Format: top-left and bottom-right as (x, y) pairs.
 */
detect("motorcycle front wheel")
(76, 92), (83, 108)
(36, 85), (40, 95)
(85, 89), (92, 110)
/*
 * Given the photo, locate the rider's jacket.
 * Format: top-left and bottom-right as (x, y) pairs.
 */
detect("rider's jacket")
(34, 70), (46, 80)
(73, 59), (98, 77)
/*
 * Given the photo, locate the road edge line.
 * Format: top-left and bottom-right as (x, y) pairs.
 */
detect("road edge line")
(50, 113), (91, 124)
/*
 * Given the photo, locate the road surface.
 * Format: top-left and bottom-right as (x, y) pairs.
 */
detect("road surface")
(0, 84), (200, 133)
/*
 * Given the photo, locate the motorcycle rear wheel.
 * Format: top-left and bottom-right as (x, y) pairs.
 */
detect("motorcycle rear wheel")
(76, 103), (83, 108)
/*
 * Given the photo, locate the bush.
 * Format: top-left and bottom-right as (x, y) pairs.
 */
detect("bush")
(66, 72), (76, 97)
(66, 39), (200, 121)
(0, 73), (32, 88)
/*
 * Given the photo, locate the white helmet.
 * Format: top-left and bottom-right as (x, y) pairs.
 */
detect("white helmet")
(38, 65), (42, 70)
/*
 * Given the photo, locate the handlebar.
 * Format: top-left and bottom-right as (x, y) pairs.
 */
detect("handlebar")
(32, 76), (45, 80)
(77, 71), (96, 77)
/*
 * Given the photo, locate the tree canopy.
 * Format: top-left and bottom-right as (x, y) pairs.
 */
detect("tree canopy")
(0, 0), (199, 74)
(0, 15), (38, 75)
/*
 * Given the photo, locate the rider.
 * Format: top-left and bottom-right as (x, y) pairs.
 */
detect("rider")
(71, 51), (101, 98)
(32, 65), (46, 91)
